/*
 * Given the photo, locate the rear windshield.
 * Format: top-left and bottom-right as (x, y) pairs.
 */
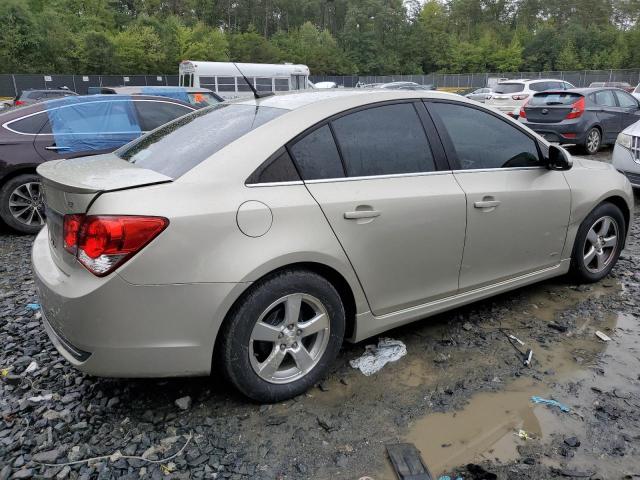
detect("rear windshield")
(529, 92), (582, 106)
(116, 103), (286, 178)
(494, 83), (524, 94)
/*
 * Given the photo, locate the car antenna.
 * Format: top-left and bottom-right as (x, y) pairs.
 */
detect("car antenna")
(232, 62), (274, 99)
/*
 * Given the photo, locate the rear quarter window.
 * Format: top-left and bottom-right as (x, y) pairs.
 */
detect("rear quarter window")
(6, 112), (51, 134)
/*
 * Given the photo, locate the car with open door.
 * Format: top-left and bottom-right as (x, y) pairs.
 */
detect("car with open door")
(0, 95), (196, 233)
(32, 90), (633, 402)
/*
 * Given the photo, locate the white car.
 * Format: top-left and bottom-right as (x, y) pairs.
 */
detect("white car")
(632, 83), (640, 101)
(313, 81), (338, 89)
(486, 79), (575, 118)
(613, 119), (640, 188)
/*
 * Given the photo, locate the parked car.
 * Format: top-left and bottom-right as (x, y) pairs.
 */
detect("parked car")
(589, 82), (634, 92)
(632, 83), (640, 101)
(13, 89), (78, 107)
(376, 82), (435, 90)
(312, 81), (339, 89)
(486, 79), (575, 118)
(0, 95), (196, 233)
(519, 87), (640, 154)
(612, 119), (640, 188)
(464, 87), (493, 103)
(32, 90), (633, 402)
(87, 86), (223, 108)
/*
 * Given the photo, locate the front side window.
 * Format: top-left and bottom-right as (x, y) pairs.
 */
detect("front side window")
(133, 101), (193, 131)
(289, 125), (344, 180)
(614, 90), (638, 108)
(331, 103), (435, 177)
(429, 102), (540, 170)
(117, 104), (286, 178)
(593, 90), (617, 107)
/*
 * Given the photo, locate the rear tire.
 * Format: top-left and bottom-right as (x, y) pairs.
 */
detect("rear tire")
(581, 127), (601, 155)
(570, 202), (625, 283)
(219, 269), (345, 403)
(0, 174), (45, 234)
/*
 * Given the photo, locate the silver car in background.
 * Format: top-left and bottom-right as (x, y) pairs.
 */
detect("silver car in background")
(33, 90), (634, 402)
(613, 120), (640, 187)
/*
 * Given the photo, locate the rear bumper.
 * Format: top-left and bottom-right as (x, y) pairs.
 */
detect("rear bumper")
(519, 120), (587, 144)
(32, 227), (242, 377)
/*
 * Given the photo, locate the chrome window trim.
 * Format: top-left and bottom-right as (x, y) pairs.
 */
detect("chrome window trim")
(451, 166), (545, 174)
(304, 170), (451, 184)
(245, 180), (304, 188)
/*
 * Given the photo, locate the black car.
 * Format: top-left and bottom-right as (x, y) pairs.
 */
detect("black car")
(519, 87), (640, 154)
(0, 94), (196, 233)
(14, 89), (78, 107)
(87, 86), (223, 108)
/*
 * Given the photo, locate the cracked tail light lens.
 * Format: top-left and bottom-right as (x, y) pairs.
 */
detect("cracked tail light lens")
(63, 215), (168, 276)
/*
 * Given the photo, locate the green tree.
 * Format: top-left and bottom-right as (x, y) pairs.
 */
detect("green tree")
(112, 24), (166, 72)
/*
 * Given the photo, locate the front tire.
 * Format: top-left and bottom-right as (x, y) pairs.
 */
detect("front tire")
(0, 174), (45, 234)
(581, 127), (601, 155)
(570, 202), (625, 283)
(219, 269), (345, 403)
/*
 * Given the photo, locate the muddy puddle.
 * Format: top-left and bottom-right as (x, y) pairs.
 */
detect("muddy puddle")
(374, 280), (639, 479)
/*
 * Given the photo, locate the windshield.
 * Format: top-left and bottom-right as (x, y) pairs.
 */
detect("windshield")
(116, 104), (286, 178)
(188, 92), (220, 107)
(529, 92), (582, 106)
(494, 83), (525, 94)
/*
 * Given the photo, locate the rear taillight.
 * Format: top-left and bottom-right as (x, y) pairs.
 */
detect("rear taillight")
(14, 100), (25, 106)
(519, 101), (529, 119)
(566, 97), (585, 119)
(512, 94), (529, 101)
(62, 214), (168, 276)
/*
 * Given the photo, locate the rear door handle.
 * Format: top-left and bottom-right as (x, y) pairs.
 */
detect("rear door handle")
(344, 210), (381, 219)
(474, 200), (501, 208)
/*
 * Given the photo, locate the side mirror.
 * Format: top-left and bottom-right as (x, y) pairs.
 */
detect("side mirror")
(546, 144), (573, 171)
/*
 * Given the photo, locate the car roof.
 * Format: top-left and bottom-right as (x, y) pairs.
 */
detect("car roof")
(103, 86), (214, 94)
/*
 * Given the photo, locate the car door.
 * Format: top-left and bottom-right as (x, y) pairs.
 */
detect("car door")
(590, 90), (622, 143)
(612, 90), (640, 130)
(426, 100), (571, 291)
(133, 99), (195, 132)
(291, 101), (467, 316)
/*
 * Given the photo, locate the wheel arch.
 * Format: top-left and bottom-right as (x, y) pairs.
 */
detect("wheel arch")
(0, 165), (39, 186)
(602, 195), (631, 243)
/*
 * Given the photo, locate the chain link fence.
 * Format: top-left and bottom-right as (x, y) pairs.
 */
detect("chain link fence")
(2, 69), (640, 97)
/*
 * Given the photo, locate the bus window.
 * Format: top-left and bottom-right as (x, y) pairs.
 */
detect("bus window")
(199, 76), (216, 89)
(291, 75), (306, 90)
(256, 78), (273, 92)
(237, 77), (254, 92)
(275, 78), (289, 91)
(217, 77), (236, 92)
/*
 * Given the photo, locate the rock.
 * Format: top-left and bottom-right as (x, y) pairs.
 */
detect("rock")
(0, 465), (11, 480)
(10, 470), (33, 480)
(462, 322), (473, 331)
(56, 466), (71, 480)
(175, 396), (192, 410)
(318, 381), (330, 392)
(334, 453), (348, 468)
(434, 353), (449, 364)
(295, 463), (308, 474)
(2, 374), (22, 386)
(564, 437), (581, 448)
(32, 449), (62, 463)
(106, 397), (120, 408)
(548, 322), (568, 332)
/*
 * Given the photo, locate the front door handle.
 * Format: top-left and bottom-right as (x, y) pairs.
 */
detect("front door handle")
(474, 200), (501, 209)
(344, 210), (381, 220)
(44, 146), (71, 151)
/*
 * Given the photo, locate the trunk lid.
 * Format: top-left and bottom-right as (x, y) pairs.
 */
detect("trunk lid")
(38, 153), (172, 272)
(524, 91), (582, 124)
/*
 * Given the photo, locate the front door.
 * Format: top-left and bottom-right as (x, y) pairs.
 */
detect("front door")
(427, 100), (571, 290)
(289, 102), (467, 315)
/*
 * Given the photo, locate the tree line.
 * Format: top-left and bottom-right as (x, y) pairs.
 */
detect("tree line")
(2, 0), (640, 76)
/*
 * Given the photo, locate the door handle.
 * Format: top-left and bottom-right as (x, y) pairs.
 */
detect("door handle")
(474, 200), (501, 209)
(44, 146), (71, 151)
(344, 210), (381, 219)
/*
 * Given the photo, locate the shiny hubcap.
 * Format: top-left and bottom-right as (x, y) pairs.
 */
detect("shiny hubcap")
(587, 130), (600, 153)
(583, 216), (618, 274)
(8, 182), (45, 227)
(249, 293), (330, 384)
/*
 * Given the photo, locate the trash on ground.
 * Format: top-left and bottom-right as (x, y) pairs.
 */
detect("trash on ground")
(25, 303), (40, 310)
(438, 476), (464, 480)
(350, 338), (407, 376)
(386, 442), (433, 480)
(25, 361), (38, 374)
(523, 349), (533, 367)
(595, 330), (611, 342)
(27, 394), (53, 403)
(514, 429), (533, 440)
(501, 330), (533, 367)
(507, 334), (524, 346)
(531, 396), (570, 412)
(548, 322), (568, 332)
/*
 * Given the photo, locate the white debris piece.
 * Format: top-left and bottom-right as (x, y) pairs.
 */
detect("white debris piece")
(349, 338), (407, 376)
(25, 361), (38, 374)
(595, 330), (612, 342)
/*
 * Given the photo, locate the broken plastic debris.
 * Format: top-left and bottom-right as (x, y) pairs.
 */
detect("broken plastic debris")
(0, 368), (9, 377)
(438, 477), (464, 480)
(514, 429), (532, 440)
(523, 349), (533, 367)
(531, 396), (570, 412)
(350, 338), (407, 376)
(25, 361), (38, 374)
(28, 394), (53, 403)
(508, 334), (525, 346)
(26, 303), (40, 310)
(595, 330), (611, 342)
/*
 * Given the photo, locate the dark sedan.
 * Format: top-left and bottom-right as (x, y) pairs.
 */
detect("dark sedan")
(0, 95), (195, 233)
(519, 87), (640, 154)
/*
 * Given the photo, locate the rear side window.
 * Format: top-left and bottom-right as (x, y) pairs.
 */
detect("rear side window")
(117, 104), (286, 178)
(529, 93), (582, 106)
(529, 82), (550, 92)
(289, 125), (344, 180)
(6, 112), (51, 134)
(494, 83), (524, 94)
(133, 100), (192, 131)
(246, 149), (300, 184)
(430, 102), (540, 170)
(331, 103), (435, 177)
(593, 90), (616, 107)
(614, 90), (638, 108)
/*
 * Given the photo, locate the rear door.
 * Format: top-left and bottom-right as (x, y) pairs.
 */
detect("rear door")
(293, 101), (467, 316)
(34, 98), (142, 162)
(426, 100), (571, 290)
(591, 89), (621, 142)
(612, 90), (640, 130)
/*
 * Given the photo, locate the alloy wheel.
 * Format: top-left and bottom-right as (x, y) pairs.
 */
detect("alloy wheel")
(8, 181), (45, 227)
(586, 129), (600, 153)
(249, 293), (330, 384)
(583, 215), (618, 274)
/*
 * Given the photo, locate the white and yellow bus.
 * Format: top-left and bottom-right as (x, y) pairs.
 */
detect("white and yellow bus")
(179, 61), (311, 98)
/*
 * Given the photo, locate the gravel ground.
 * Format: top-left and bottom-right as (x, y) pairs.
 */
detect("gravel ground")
(0, 149), (639, 480)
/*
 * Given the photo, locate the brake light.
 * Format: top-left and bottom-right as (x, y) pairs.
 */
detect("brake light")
(519, 100), (529, 119)
(566, 97), (585, 119)
(14, 100), (25, 106)
(62, 214), (168, 276)
(512, 94), (529, 101)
